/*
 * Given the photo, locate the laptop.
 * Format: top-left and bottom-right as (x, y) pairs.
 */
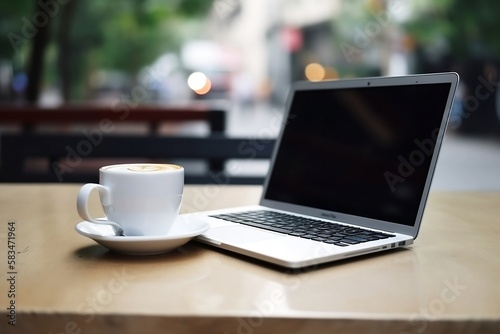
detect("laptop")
(183, 72), (459, 268)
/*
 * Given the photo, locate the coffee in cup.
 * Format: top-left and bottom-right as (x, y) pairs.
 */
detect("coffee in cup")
(77, 163), (184, 236)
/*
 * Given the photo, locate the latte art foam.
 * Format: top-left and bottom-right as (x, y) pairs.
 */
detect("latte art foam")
(127, 165), (170, 172)
(103, 164), (181, 173)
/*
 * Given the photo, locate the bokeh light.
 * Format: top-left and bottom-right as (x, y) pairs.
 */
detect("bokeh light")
(187, 72), (212, 95)
(305, 63), (326, 81)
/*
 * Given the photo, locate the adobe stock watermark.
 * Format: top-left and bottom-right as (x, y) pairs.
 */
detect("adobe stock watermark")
(236, 109), (294, 160)
(384, 72), (499, 192)
(7, 0), (71, 54)
(384, 128), (439, 192)
(225, 233), (342, 334)
(451, 73), (499, 130)
(400, 277), (467, 334)
(181, 109), (291, 213)
(50, 116), (116, 182)
(50, 66), (171, 181)
(48, 267), (135, 334)
(339, 0), (402, 63)
(225, 264), (315, 334)
(213, 0), (240, 22)
(226, 242), (337, 334)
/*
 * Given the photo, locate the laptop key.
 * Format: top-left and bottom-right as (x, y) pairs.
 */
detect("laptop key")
(339, 239), (362, 244)
(333, 242), (350, 247)
(344, 236), (369, 242)
(237, 221), (291, 234)
(371, 234), (392, 239)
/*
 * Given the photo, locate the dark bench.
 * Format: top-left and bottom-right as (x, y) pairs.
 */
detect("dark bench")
(0, 105), (275, 184)
(0, 133), (275, 184)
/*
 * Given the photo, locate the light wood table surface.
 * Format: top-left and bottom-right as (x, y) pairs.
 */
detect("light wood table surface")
(0, 184), (499, 333)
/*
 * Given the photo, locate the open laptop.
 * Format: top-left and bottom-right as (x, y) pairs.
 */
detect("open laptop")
(184, 72), (459, 268)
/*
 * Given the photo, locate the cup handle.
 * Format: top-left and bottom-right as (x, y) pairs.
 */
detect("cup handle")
(77, 183), (122, 232)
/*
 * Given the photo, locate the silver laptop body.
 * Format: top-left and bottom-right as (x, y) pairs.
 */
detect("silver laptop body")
(183, 72), (459, 268)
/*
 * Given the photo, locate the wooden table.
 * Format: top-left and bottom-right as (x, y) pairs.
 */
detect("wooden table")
(0, 184), (499, 333)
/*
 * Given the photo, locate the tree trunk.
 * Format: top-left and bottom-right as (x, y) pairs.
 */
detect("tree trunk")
(25, 0), (53, 104)
(57, 0), (79, 102)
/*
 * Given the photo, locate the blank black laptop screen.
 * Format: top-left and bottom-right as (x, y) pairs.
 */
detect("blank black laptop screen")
(264, 83), (451, 226)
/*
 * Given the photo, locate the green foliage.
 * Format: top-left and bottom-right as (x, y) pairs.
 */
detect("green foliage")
(404, 0), (500, 58)
(1, 0), (214, 99)
(0, 0), (34, 60)
(67, 0), (213, 75)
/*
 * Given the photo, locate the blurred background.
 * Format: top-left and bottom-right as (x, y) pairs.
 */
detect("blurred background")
(1, 0), (500, 188)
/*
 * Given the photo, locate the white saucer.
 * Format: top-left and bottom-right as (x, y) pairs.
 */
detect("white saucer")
(75, 216), (209, 255)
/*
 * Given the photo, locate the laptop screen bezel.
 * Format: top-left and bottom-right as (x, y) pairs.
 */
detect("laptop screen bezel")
(259, 72), (459, 238)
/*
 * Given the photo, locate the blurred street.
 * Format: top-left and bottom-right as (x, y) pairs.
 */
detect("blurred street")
(432, 133), (500, 191)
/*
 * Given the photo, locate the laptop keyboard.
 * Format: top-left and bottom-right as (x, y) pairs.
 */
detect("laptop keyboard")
(210, 210), (395, 247)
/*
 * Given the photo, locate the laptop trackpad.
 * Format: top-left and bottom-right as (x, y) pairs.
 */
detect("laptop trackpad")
(204, 225), (283, 244)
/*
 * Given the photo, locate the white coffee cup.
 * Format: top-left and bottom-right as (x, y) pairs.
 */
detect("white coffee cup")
(77, 163), (184, 236)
